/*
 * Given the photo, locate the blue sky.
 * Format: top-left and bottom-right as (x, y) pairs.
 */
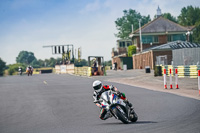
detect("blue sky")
(0, 0), (200, 64)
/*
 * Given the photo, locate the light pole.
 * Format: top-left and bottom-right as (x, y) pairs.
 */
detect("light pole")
(186, 31), (193, 42)
(139, 19), (142, 52)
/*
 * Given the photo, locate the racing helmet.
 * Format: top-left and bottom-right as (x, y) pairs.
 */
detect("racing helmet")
(93, 80), (102, 92)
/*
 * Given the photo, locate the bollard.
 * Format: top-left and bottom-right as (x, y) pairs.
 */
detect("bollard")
(198, 70), (200, 96)
(175, 69), (179, 89)
(164, 69), (167, 89)
(169, 69), (173, 89)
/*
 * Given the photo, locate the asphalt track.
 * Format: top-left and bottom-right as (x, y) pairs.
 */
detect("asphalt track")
(0, 74), (200, 133)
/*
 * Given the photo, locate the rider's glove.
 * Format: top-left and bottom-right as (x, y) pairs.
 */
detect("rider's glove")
(110, 85), (114, 90)
(116, 91), (122, 97)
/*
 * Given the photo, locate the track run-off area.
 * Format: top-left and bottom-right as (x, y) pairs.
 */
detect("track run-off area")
(0, 74), (200, 133)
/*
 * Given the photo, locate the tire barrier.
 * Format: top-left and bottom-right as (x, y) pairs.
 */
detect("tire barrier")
(74, 67), (89, 76)
(40, 69), (53, 74)
(160, 65), (200, 78)
(33, 68), (54, 74)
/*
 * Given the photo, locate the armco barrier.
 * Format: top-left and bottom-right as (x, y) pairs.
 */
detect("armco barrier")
(160, 65), (200, 78)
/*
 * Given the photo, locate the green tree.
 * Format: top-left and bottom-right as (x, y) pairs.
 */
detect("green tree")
(162, 13), (178, 23)
(49, 57), (56, 67)
(7, 63), (26, 75)
(30, 59), (40, 68)
(128, 45), (136, 57)
(115, 9), (151, 39)
(75, 59), (88, 66)
(0, 58), (6, 76)
(178, 6), (200, 43)
(178, 6), (200, 26)
(16, 51), (36, 65)
(104, 60), (112, 66)
(38, 59), (45, 67)
(192, 21), (200, 43)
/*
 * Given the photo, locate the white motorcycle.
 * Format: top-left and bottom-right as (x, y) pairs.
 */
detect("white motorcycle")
(98, 89), (138, 124)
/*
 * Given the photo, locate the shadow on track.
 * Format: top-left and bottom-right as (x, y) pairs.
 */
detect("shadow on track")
(100, 121), (157, 125)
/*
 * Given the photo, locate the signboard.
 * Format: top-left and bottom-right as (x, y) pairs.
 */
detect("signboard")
(60, 65), (66, 73)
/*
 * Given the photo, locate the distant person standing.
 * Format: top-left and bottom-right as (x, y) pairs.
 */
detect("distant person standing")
(18, 67), (22, 75)
(114, 61), (117, 70)
(93, 59), (97, 72)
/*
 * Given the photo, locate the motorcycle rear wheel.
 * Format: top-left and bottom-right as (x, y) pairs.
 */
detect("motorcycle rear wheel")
(112, 108), (129, 124)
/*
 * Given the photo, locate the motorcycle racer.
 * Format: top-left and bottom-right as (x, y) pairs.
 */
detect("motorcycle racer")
(92, 80), (132, 120)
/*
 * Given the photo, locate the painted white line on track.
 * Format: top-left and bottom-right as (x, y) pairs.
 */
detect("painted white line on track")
(43, 81), (48, 85)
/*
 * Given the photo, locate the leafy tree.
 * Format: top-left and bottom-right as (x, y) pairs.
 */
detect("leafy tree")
(178, 6), (200, 26)
(162, 13), (178, 23)
(49, 57), (56, 67)
(128, 45), (136, 57)
(75, 59), (88, 66)
(30, 59), (40, 68)
(115, 9), (151, 39)
(192, 21), (200, 43)
(0, 58), (6, 76)
(104, 60), (112, 66)
(37, 59), (45, 67)
(178, 6), (200, 43)
(16, 51), (36, 65)
(7, 63), (26, 75)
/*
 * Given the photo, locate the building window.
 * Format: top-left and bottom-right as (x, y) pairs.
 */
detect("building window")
(168, 34), (186, 42)
(142, 36), (153, 44)
(168, 35), (172, 42)
(122, 42), (125, 47)
(173, 34), (186, 41)
(133, 38), (137, 45)
(153, 36), (158, 42)
(119, 42), (126, 47)
(127, 43), (130, 47)
(127, 42), (132, 47)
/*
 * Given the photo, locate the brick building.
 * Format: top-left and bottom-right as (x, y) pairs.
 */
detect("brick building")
(111, 39), (133, 70)
(128, 7), (195, 69)
(132, 41), (200, 69)
(129, 16), (194, 53)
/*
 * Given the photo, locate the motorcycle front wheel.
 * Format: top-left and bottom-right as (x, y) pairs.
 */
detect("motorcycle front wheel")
(130, 110), (138, 122)
(112, 107), (129, 124)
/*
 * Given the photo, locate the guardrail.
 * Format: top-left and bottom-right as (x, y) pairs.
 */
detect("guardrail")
(160, 65), (200, 78)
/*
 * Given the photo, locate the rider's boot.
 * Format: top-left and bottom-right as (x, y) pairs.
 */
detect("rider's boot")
(124, 99), (133, 109)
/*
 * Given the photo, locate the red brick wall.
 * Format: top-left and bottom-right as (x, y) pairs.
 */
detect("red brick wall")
(158, 35), (167, 44)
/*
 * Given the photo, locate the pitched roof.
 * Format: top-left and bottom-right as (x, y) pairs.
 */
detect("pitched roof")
(142, 41), (200, 52)
(133, 16), (192, 34)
